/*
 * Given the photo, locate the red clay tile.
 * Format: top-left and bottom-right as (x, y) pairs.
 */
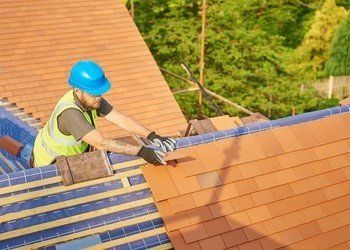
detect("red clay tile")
(243, 222), (268, 241)
(0, 135), (23, 156)
(317, 214), (340, 233)
(168, 194), (197, 214)
(340, 180), (350, 194)
(238, 239), (264, 250)
(326, 169), (347, 185)
(210, 115), (238, 130)
(263, 216), (287, 234)
(259, 233), (285, 249)
(277, 149), (317, 169)
(309, 159), (333, 174)
(271, 184), (294, 200)
(168, 230), (201, 250)
(216, 138), (246, 166)
(292, 163), (315, 179)
(176, 147), (207, 177)
(289, 123), (320, 149)
(236, 135), (266, 162)
(343, 166), (350, 179)
(287, 195), (309, 212)
(221, 229), (248, 247)
(302, 205), (326, 222)
(217, 166), (244, 184)
(234, 178), (259, 195)
(279, 227), (304, 246)
(255, 173), (279, 190)
(307, 118), (341, 144)
(314, 231), (338, 249)
(166, 165), (201, 195)
(274, 169), (297, 185)
(308, 174), (330, 189)
(251, 189), (275, 206)
(246, 205), (272, 224)
(272, 126), (303, 153)
(199, 235), (226, 250)
(320, 195), (349, 216)
(303, 189), (327, 206)
(213, 183), (239, 201)
(335, 112), (350, 130)
(186, 206), (213, 224)
(196, 172), (223, 189)
(208, 200), (234, 218)
(253, 130), (285, 157)
(226, 211), (252, 230)
(283, 210), (307, 228)
(180, 223), (208, 243)
(194, 143), (227, 171)
(335, 209), (350, 227)
(313, 144), (338, 160)
(298, 221), (322, 238)
(238, 161), (263, 179)
(292, 238), (319, 249)
(290, 179), (313, 195)
(156, 201), (191, 231)
(257, 157), (283, 174)
(203, 217), (231, 237)
(328, 155), (349, 170)
(267, 200), (290, 217)
(332, 224), (350, 245)
(229, 195), (255, 212)
(141, 164), (179, 201)
(323, 185), (345, 200)
(329, 140), (350, 155)
(191, 188), (219, 206)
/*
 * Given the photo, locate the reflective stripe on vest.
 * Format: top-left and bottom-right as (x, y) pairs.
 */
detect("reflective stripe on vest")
(47, 101), (83, 147)
(33, 90), (97, 166)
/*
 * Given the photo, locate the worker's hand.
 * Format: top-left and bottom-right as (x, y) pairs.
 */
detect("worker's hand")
(137, 146), (166, 165)
(147, 132), (177, 152)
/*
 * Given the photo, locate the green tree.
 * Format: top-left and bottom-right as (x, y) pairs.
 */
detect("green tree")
(127, 0), (339, 119)
(297, 0), (347, 77)
(325, 14), (350, 76)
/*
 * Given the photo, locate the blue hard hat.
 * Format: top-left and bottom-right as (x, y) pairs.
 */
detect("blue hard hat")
(68, 60), (111, 96)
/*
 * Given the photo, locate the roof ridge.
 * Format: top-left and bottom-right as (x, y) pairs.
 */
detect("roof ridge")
(175, 105), (350, 149)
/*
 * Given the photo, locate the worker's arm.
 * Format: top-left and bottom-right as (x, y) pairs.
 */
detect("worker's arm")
(81, 129), (166, 165)
(105, 108), (177, 151)
(105, 109), (151, 138)
(83, 129), (140, 155)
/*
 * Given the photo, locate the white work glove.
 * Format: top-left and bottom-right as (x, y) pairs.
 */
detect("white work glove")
(147, 131), (177, 152)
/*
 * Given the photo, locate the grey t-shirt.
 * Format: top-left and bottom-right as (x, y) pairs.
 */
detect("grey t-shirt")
(57, 94), (113, 140)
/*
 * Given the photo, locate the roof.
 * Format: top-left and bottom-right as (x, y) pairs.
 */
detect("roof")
(0, 106), (36, 173)
(0, 0), (187, 139)
(141, 107), (350, 249)
(0, 105), (350, 249)
(0, 154), (172, 249)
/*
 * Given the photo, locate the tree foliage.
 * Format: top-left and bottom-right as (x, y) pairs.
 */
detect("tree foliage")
(127, 0), (342, 120)
(325, 14), (350, 76)
(296, 0), (347, 77)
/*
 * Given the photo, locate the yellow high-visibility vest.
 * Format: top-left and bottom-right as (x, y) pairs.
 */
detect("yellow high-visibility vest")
(33, 90), (97, 167)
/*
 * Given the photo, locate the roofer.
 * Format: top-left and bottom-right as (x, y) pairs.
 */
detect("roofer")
(32, 60), (176, 167)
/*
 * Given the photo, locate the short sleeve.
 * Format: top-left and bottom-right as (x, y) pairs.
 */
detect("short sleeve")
(97, 98), (113, 117)
(57, 108), (96, 141)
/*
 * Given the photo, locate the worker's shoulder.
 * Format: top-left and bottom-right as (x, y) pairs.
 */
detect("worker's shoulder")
(58, 107), (85, 121)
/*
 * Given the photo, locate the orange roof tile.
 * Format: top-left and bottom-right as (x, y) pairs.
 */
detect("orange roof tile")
(0, 0), (187, 138)
(141, 112), (350, 249)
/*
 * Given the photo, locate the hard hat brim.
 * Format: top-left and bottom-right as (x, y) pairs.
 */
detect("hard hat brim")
(87, 77), (111, 96)
(71, 77), (111, 96)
